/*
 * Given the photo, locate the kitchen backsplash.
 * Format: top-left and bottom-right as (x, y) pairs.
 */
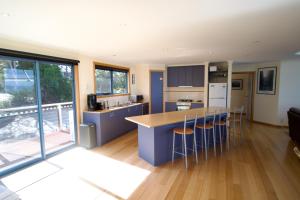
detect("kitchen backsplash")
(166, 91), (204, 102)
(97, 95), (131, 107)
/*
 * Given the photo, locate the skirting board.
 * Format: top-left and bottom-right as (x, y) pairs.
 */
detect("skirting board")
(252, 120), (289, 128)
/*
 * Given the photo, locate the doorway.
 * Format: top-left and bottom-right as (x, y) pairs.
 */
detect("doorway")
(150, 71), (164, 114)
(231, 72), (255, 121)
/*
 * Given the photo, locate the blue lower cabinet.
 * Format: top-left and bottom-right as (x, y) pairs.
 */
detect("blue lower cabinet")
(165, 102), (177, 112)
(191, 103), (204, 109)
(114, 109), (125, 137)
(137, 104), (143, 115)
(83, 103), (145, 146)
(142, 103), (149, 115)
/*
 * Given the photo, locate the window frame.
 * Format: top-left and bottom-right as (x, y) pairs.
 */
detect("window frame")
(94, 62), (130, 97)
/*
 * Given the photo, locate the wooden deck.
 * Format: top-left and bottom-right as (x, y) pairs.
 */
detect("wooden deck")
(0, 132), (73, 168)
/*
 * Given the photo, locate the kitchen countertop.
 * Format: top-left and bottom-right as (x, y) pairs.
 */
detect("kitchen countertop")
(126, 107), (227, 128)
(84, 102), (148, 114)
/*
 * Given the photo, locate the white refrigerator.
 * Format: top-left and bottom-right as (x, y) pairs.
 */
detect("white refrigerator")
(208, 83), (227, 107)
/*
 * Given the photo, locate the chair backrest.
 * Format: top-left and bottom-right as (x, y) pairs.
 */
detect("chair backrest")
(233, 106), (244, 122)
(204, 110), (216, 126)
(218, 110), (228, 123)
(183, 114), (196, 133)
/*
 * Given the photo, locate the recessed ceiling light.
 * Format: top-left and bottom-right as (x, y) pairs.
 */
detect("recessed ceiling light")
(295, 51), (300, 56)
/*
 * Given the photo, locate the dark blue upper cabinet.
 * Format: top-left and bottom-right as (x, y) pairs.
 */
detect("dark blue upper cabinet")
(167, 67), (178, 87)
(167, 65), (204, 87)
(185, 66), (193, 86)
(177, 67), (186, 86)
(192, 65), (204, 87)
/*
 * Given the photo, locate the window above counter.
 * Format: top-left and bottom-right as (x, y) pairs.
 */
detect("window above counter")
(94, 62), (130, 97)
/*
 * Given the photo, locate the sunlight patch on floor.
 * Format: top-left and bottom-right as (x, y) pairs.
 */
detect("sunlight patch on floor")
(1, 147), (150, 200)
(48, 147), (151, 199)
(16, 170), (118, 200)
(2, 161), (60, 192)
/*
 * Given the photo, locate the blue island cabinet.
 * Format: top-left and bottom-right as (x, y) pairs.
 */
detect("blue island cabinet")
(165, 102), (177, 112)
(126, 107), (228, 166)
(191, 103), (204, 109)
(83, 104), (143, 146)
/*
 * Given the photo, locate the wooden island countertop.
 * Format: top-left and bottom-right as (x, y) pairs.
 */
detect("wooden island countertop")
(126, 107), (227, 128)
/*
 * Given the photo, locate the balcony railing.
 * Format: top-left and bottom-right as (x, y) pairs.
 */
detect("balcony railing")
(0, 102), (74, 141)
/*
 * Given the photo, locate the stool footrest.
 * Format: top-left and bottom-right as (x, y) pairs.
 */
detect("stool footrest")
(173, 148), (196, 156)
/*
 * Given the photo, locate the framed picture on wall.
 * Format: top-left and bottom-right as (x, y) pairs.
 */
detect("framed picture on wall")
(232, 79), (243, 90)
(257, 67), (277, 95)
(132, 74), (135, 84)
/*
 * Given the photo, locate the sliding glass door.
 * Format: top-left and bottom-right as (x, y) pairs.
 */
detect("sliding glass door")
(0, 58), (41, 172)
(39, 62), (75, 154)
(0, 57), (77, 176)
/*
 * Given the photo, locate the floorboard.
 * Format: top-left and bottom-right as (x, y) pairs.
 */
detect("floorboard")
(2, 121), (300, 200)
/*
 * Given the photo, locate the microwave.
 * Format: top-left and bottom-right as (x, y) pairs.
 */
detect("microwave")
(130, 95), (144, 102)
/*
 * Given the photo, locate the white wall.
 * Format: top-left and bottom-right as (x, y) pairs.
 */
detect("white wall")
(132, 64), (166, 102)
(233, 62), (280, 125)
(278, 59), (300, 125)
(231, 73), (249, 111)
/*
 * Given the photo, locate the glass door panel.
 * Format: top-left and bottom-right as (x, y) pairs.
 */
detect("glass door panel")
(0, 58), (41, 172)
(39, 63), (75, 154)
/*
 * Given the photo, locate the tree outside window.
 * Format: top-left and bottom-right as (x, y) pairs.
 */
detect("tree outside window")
(95, 66), (128, 96)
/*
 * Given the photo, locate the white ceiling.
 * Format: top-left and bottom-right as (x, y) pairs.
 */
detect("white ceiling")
(0, 0), (300, 65)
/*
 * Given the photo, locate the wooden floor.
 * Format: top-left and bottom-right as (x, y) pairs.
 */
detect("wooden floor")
(93, 121), (300, 200)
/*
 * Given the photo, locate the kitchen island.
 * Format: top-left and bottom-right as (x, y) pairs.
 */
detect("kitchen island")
(126, 107), (227, 166)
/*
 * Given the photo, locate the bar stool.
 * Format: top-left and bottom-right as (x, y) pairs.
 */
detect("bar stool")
(195, 111), (216, 160)
(214, 110), (229, 153)
(172, 115), (198, 169)
(230, 106), (244, 145)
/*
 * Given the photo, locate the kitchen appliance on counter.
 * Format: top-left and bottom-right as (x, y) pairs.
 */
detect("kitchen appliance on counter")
(176, 99), (193, 111)
(130, 95), (144, 103)
(208, 83), (227, 107)
(96, 102), (104, 110)
(137, 95), (144, 102)
(87, 94), (97, 111)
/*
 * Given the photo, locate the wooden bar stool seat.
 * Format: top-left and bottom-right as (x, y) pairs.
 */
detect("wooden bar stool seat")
(215, 120), (226, 126)
(229, 117), (241, 122)
(173, 127), (193, 135)
(214, 111), (229, 154)
(196, 123), (214, 129)
(172, 115), (198, 169)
